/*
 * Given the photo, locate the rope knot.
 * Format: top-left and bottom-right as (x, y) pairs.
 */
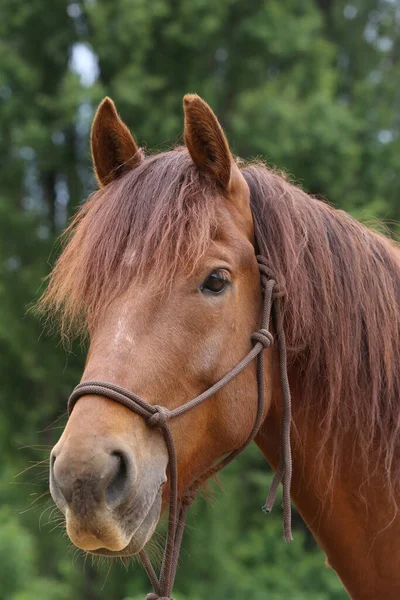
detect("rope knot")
(257, 255), (287, 298)
(147, 405), (170, 428)
(146, 594), (173, 600)
(251, 328), (274, 349)
(182, 488), (197, 507)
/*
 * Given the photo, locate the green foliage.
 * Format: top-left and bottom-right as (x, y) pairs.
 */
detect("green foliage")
(1, 0), (399, 597)
(0, 507), (71, 600)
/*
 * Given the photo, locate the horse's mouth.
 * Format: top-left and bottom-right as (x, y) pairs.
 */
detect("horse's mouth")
(88, 485), (163, 557)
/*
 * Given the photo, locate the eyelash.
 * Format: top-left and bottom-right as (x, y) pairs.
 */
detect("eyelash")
(200, 270), (231, 294)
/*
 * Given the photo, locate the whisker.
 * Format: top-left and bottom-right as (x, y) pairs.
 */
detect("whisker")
(49, 522), (66, 533)
(39, 425), (66, 431)
(39, 502), (57, 529)
(101, 561), (113, 590)
(38, 412), (68, 433)
(10, 481), (45, 487)
(14, 459), (49, 479)
(18, 444), (53, 451)
(19, 490), (50, 513)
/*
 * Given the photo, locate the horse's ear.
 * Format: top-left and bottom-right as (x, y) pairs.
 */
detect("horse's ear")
(91, 97), (142, 187)
(183, 94), (231, 190)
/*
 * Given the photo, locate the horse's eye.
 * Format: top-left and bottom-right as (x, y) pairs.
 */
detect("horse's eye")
(201, 270), (230, 294)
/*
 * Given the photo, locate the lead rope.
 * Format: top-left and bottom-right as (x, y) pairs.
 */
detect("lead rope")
(261, 294), (293, 541)
(67, 258), (292, 600)
(257, 257), (293, 542)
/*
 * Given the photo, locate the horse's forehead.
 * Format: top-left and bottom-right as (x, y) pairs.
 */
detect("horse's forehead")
(211, 199), (255, 260)
(206, 230), (256, 273)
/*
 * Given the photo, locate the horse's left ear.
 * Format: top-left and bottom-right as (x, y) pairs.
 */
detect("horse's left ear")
(183, 94), (231, 190)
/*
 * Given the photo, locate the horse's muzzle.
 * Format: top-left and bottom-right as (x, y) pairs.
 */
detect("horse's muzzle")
(50, 435), (167, 554)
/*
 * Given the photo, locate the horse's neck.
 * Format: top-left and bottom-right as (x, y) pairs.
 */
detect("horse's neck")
(256, 378), (400, 600)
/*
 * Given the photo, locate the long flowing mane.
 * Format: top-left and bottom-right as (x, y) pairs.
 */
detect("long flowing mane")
(243, 163), (400, 496)
(40, 148), (400, 496)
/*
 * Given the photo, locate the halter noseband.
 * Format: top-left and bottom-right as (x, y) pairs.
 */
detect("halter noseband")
(67, 256), (293, 600)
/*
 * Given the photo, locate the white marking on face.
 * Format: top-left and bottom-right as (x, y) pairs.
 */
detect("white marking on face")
(114, 317), (125, 346)
(113, 306), (136, 349)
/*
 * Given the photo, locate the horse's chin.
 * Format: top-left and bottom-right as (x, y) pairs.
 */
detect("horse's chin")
(72, 486), (163, 558)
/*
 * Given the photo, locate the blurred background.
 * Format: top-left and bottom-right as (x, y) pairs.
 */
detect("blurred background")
(1, 0), (400, 598)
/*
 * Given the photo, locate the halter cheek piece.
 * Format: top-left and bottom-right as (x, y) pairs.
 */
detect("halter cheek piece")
(68, 256), (293, 600)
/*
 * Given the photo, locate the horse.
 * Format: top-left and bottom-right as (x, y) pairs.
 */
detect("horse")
(40, 94), (400, 599)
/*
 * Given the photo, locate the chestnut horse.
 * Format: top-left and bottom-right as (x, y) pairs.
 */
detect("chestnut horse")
(41, 94), (400, 599)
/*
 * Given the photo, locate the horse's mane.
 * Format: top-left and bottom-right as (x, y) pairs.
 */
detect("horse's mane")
(243, 163), (400, 495)
(40, 148), (400, 495)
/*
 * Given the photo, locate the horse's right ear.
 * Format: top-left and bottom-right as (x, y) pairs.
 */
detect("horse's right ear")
(91, 97), (142, 187)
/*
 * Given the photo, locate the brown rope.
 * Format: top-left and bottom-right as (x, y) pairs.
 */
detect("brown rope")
(261, 296), (293, 541)
(67, 258), (293, 599)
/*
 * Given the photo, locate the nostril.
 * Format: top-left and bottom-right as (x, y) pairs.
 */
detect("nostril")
(50, 451), (58, 485)
(106, 451), (131, 507)
(49, 451), (69, 509)
(50, 453), (57, 484)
